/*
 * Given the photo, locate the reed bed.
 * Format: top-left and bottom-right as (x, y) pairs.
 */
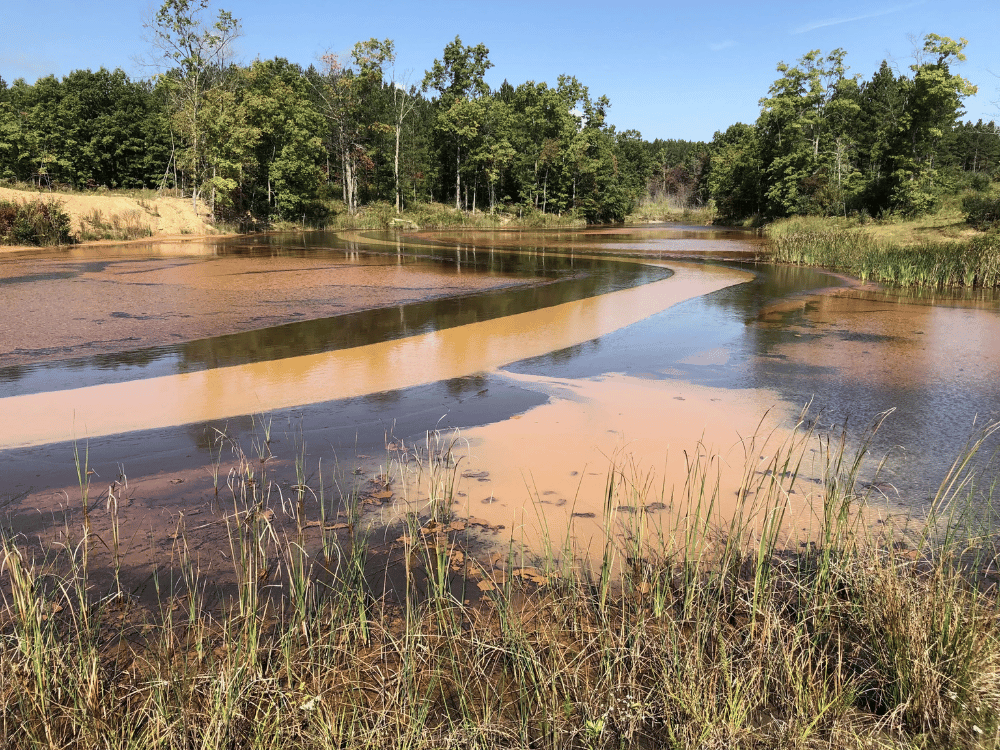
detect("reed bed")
(1, 418), (999, 749)
(766, 222), (1000, 289)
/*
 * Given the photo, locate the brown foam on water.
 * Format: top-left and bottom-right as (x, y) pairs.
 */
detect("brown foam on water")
(0, 261), (754, 449)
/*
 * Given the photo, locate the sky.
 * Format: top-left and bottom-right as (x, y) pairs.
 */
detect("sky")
(2, 0), (998, 142)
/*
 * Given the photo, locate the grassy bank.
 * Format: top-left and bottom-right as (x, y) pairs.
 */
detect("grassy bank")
(2, 418), (999, 749)
(626, 197), (716, 225)
(316, 201), (588, 232)
(766, 216), (1000, 288)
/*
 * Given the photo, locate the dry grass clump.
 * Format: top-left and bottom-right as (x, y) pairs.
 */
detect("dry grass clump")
(321, 200), (587, 231)
(1, 420), (999, 749)
(627, 197), (716, 225)
(78, 208), (154, 241)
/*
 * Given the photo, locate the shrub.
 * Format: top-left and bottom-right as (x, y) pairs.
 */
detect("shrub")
(963, 193), (1000, 230)
(0, 198), (73, 246)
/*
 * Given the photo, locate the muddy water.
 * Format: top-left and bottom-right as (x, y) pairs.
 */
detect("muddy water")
(0, 260), (745, 448)
(505, 263), (1000, 508)
(1, 225), (998, 571)
(0, 233), (668, 395)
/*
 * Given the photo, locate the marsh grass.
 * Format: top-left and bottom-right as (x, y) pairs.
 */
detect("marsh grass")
(767, 219), (1000, 288)
(323, 200), (586, 231)
(1, 419), (999, 748)
(627, 197), (716, 225)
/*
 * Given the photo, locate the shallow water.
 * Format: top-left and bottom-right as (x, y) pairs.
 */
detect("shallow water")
(0, 232), (669, 395)
(1, 225), (997, 541)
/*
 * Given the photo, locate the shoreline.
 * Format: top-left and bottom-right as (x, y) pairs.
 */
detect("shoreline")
(0, 231), (236, 255)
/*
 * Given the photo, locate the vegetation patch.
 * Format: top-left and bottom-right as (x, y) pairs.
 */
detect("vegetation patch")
(626, 197), (715, 225)
(1, 417), (998, 749)
(0, 197), (73, 246)
(963, 193), (1000, 231)
(79, 208), (154, 242)
(322, 200), (587, 231)
(766, 218), (1000, 288)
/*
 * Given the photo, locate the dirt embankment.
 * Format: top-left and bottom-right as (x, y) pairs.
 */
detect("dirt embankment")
(0, 186), (219, 250)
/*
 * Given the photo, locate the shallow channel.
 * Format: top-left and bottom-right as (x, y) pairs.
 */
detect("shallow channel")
(1, 225), (998, 547)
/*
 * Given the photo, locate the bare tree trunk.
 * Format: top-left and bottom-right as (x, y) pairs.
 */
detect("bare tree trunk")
(191, 90), (199, 212)
(395, 124), (402, 213)
(455, 146), (461, 210)
(344, 153), (357, 214)
(533, 160), (539, 208)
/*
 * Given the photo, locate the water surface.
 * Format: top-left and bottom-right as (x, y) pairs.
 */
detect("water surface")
(1, 225), (997, 524)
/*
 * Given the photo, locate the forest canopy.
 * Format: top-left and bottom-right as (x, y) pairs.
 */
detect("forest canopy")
(0, 2), (995, 227)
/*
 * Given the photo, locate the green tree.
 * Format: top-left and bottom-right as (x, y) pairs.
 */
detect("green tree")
(853, 60), (911, 214)
(314, 39), (394, 214)
(888, 34), (978, 214)
(756, 48), (860, 216)
(422, 36), (493, 209)
(706, 123), (765, 220)
(244, 59), (325, 221)
(144, 0), (241, 213)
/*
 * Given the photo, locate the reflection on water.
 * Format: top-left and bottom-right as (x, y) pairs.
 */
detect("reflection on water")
(1, 224), (997, 518)
(508, 258), (1000, 507)
(1, 232), (670, 396)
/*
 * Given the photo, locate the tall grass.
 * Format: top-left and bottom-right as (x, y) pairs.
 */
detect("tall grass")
(627, 197), (716, 225)
(767, 219), (1000, 288)
(322, 200), (587, 231)
(78, 208), (154, 241)
(0, 419), (998, 748)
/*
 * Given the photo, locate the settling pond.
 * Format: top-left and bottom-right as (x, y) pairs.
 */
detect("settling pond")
(1, 225), (998, 554)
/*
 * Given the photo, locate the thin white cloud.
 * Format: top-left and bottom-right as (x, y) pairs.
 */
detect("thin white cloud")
(709, 40), (737, 52)
(792, 2), (923, 34)
(0, 51), (57, 79)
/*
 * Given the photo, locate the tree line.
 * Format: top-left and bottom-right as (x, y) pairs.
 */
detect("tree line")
(0, 1), (656, 225)
(0, 4), (995, 228)
(701, 34), (998, 222)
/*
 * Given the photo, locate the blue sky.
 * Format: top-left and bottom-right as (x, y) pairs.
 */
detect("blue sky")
(2, 0), (998, 142)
